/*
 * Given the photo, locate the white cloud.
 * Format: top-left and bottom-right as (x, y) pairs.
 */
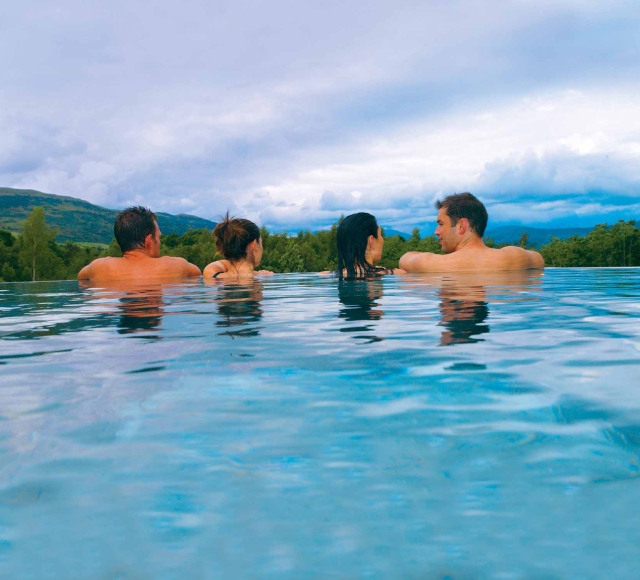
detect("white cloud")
(0, 0), (639, 229)
(220, 89), (640, 228)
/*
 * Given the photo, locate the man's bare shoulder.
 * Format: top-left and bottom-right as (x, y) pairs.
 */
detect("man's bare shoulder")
(496, 245), (545, 269)
(400, 245), (544, 272)
(157, 256), (201, 276)
(157, 255), (189, 265)
(77, 257), (121, 280)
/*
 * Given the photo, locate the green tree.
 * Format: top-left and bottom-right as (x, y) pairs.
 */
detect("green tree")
(278, 238), (305, 272)
(106, 238), (123, 257)
(517, 232), (532, 249)
(19, 207), (59, 281)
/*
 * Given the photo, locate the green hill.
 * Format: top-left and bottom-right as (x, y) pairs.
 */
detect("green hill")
(0, 187), (216, 243)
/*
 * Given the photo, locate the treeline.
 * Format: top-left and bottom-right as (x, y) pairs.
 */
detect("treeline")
(0, 207), (108, 282)
(1, 207), (639, 282)
(535, 221), (640, 267)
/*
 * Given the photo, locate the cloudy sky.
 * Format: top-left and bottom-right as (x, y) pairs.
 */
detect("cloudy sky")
(2, 0), (640, 233)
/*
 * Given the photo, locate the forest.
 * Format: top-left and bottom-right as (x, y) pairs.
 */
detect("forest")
(1, 207), (639, 282)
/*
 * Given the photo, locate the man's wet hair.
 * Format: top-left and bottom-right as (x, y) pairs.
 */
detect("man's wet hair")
(114, 206), (158, 253)
(435, 192), (488, 237)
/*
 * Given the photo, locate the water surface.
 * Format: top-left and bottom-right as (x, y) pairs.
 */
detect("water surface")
(1, 269), (640, 579)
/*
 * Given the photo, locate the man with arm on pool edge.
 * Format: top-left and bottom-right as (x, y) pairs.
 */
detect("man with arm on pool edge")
(78, 206), (202, 281)
(399, 193), (544, 272)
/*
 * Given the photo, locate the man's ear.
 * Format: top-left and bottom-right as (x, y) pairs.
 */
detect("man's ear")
(144, 233), (155, 249)
(458, 218), (469, 235)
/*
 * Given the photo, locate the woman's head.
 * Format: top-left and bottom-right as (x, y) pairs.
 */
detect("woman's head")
(213, 213), (262, 265)
(336, 212), (385, 279)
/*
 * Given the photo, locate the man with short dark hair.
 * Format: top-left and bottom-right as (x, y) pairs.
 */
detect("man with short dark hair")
(399, 193), (544, 272)
(78, 206), (201, 281)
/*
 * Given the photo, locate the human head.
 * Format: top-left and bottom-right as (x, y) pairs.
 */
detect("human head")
(434, 192), (488, 253)
(114, 206), (160, 256)
(336, 212), (384, 279)
(213, 213), (262, 266)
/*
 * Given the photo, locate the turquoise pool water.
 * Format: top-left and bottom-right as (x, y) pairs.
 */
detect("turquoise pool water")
(1, 269), (640, 579)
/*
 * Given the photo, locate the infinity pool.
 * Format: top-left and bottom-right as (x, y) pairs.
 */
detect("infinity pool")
(1, 269), (640, 579)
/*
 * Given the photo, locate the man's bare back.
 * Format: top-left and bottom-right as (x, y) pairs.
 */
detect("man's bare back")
(77, 208), (201, 281)
(78, 253), (201, 281)
(399, 195), (544, 273)
(400, 240), (544, 272)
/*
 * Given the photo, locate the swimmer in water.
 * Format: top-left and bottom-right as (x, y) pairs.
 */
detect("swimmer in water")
(322, 212), (405, 279)
(399, 193), (544, 272)
(203, 213), (273, 279)
(78, 206), (201, 281)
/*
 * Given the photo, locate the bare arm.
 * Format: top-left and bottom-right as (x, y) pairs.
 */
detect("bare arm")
(77, 263), (93, 280)
(399, 251), (442, 272)
(500, 246), (545, 269)
(528, 250), (545, 269)
(183, 260), (202, 277)
(77, 258), (104, 280)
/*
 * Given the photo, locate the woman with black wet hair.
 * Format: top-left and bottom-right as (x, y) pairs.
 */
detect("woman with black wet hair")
(203, 213), (273, 279)
(331, 212), (405, 279)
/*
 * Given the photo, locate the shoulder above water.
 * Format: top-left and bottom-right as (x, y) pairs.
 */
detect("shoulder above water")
(78, 253), (201, 281)
(399, 244), (544, 272)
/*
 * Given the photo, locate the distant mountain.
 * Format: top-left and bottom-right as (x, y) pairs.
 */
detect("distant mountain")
(0, 187), (216, 244)
(381, 226), (411, 239)
(484, 225), (595, 246)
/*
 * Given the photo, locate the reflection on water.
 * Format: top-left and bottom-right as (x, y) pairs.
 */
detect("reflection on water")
(3, 270), (640, 579)
(116, 287), (165, 338)
(79, 280), (173, 340)
(337, 279), (384, 342)
(432, 270), (543, 346)
(209, 279), (264, 338)
(438, 285), (490, 346)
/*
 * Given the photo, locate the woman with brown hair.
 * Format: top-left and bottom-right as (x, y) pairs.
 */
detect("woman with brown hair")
(203, 213), (273, 279)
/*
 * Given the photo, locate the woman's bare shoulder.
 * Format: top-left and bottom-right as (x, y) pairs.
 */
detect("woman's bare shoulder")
(203, 260), (229, 277)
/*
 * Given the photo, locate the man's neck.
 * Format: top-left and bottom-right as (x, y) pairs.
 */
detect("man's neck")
(123, 249), (156, 259)
(453, 234), (486, 253)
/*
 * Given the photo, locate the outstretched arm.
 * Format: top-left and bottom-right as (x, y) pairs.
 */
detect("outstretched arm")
(77, 261), (95, 280)
(528, 250), (545, 269)
(184, 260), (202, 277)
(399, 251), (440, 272)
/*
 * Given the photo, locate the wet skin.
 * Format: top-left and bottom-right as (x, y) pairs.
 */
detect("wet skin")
(399, 208), (544, 273)
(77, 221), (201, 281)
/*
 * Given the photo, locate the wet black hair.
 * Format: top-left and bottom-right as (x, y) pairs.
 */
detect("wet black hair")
(114, 206), (158, 253)
(435, 192), (488, 237)
(336, 212), (391, 279)
(213, 212), (261, 262)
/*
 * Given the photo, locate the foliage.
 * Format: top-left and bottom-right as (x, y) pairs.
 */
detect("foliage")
(2, 209), (640, 283)
(19, 207), (63, 281)
(539, 220), (640, 267)
(160, 229), (217, 271)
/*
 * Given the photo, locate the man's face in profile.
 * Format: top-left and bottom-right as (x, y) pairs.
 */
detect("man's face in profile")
(435, 208), (459, 254)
